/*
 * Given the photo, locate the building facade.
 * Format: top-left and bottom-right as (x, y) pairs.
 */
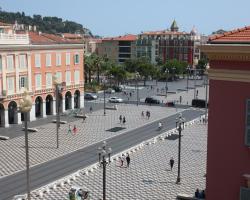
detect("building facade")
(202, 26), (250, 199)
(98, 34), (136, 64)
(0, 25), (84, 128)
(136, 20), (205, 64)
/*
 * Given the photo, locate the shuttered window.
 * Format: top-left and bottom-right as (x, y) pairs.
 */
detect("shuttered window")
(245, 100), (250, 146)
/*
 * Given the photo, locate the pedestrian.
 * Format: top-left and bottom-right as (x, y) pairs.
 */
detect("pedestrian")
(121, 154), (125, 167)
(90, 106), (93, 113)
(68, 124), (72, 134)
(148, 111), (151, 119)
(129, 92), (132, 97)
(151, 85), (153, 90)
(179, 96), (182, 104)
(141, 111), (144, 118)
(146, 111), (150, 119)
(73, 125), (77, 135)
(123, 116), (126, 125)
(119, 115), (122, 123)
(126, 154), (130, 168)
(170, 157), (174, 171)
(196, 90), (199, 98)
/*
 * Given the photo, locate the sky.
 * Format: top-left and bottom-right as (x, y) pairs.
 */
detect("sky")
(0, 0), (249, 37)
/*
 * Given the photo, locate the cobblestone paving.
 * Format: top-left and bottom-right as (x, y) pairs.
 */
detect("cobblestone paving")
(30, 121), (207, 200)
(0, 104), (181, 178)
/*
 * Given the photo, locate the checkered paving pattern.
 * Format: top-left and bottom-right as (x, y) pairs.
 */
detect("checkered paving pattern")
(30, 121), (207, 200)
(0, 104), (181, 177)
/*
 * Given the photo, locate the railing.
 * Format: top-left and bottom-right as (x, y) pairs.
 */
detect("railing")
(0, 33), (30, 45)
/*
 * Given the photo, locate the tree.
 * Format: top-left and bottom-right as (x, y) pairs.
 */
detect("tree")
(162, 59), (188, 80)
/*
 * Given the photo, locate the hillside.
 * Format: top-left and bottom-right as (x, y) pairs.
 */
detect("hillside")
(0, 10), (93, 36)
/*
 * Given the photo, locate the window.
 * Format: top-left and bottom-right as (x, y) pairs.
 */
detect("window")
(35, 54), (41, 68)
(7, 77), (14, 94)
(19, 76), (28, 89)
(7, 55), (14, 70)
(74, 70), (80, 84)
(0, 55), (2, 71)
(74, 54), (79, 64)
(66, 53), (71, 65)
(56, 53), (61, 66)
(35, 74), (42, 90)
(19, 54), (27, 69)
(65, 71), (71, 85)
(46, 73), (52, 88)
(55, 72), (62, 83)
(245, 99), (250, 146)
(46, 54), (51, 67)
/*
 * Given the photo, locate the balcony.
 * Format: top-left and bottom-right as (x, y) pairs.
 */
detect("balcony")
(0, 33), (29, 45)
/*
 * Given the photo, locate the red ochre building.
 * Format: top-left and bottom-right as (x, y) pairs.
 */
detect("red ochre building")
(0, 22), (84, 128)
(202, 26), (250, 199)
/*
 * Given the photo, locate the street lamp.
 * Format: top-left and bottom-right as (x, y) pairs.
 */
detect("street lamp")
(193, 58), (199, 99)
(135, 72), (140, 106)
(165, 69), (169, 98)
(103, 79), (107, 116)
(172, 67), (176, 81)
(98, 141), (112, 200)
(53, 75), (61, 149)
(19, 90), (33, 200)
(204, 63), (209, 122)
(176, 113), (185, 184)
(186, 66), (190, 92)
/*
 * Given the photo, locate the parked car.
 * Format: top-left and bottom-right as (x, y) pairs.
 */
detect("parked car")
(112, 85), (123, 92)
(108, 97), (123, 103)
(106, 88), (115, 94)
(145, 97), (160, 104)
(192, 99), (208, 108)
(84, 93), (98, 100)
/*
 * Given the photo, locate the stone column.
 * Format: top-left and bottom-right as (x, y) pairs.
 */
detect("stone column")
(80, 94), (85, 108)
(4, 109), (9, 127)
(1, 54), (7, 91)
(29, 104), (36, 121)
(15, 54), (19, 94)
(62, 98), (65, 113)
(27, 53), (32, 92)
(71, 96), (74, 109)
(52, 99), (56, 115)
(17, 112), (22, 124)
(42, 101), (46, 118)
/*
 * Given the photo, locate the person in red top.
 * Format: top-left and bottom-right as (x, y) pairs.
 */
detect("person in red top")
(73, 125), (77, 135)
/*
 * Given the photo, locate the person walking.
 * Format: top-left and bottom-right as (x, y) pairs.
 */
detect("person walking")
(123, 116), (126, 125)
(170, 157), (174, 171)
(73, 125), (77, 135)
(148, 111), (151, 119)
(126, 154), (131, 168)
(90, 106), (93, 113)
(68, 124), (72, 134)
(119, 115), (122, 124)
(179, 96), (182, 104)
(141, 111), (144, 118)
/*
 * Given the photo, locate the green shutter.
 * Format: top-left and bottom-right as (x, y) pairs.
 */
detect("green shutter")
(245, 100), (250, 146)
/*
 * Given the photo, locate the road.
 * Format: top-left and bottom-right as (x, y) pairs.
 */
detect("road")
(0, 108), (203, 200)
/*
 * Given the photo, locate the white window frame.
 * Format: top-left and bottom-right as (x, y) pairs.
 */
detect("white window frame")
(6, 55), (14, 70)
(56, 53), (61, 66)
(74, 70), (80, 84)
(19, 54), (27, 69)
(65, 71), (71, 85)
(46, 73), (52, 88)
(55, 72), (62, 83)
(7, 77), (14, 94)
(46, 54), (52, 67)
(35, 54), (41, 68)
(66, 53), (71, 65)
(35, 74), (42, 90)
(74, 53), (80, 64)
(19, 76), (28, 89)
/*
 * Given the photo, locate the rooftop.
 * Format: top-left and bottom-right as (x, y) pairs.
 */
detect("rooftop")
(209, 26), (250, 44)
(102, 34), (137, 41)
(140, 30), (189, 36)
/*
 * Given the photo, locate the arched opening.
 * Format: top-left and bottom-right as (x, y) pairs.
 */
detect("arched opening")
(35, 96), (43, 118)
(0, 104), (5, 127)
(65, 91), (72, 110)
(74, 90), (80, 109)
(8, 101), (18, 124)
(46, 95), (53, 115)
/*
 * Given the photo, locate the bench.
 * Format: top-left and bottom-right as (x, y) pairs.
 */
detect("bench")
(177, 194), (204, 200)
(52, 120), (67, 124)
(22, 127), (38, 132)
(0, 135), (9, 140)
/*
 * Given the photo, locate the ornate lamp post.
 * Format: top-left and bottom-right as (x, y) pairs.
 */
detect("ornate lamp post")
(186, 66), (191, 92)
(176, 113), (185, 184)
(98, 141), (112, 200)
(103, 79), (107, 116)
(53, 75), (61, 149)
(204, 63), (210, 122)
(135, 72), (140, 106)
(165, 69), (169, 98)
(172, 67), (176, 81)
(19, 90), (32, 200)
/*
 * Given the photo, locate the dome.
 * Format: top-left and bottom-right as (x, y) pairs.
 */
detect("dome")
(190, 26), (198, 35)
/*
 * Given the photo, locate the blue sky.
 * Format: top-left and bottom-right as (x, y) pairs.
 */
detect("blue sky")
(0, 0), (249, 37)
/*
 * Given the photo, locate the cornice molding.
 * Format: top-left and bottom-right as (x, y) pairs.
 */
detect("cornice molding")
(208, 68), (250, 83)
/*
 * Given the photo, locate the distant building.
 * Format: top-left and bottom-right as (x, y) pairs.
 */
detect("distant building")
(98, 34), (137, 64)
(202, 26), (250, 200)
(0, 23), (84, 128)
(136, 20), (207, 65)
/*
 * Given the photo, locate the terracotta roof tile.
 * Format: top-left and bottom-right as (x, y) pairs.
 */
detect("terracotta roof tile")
(102, 34), (137, 41)
(209, 26), (250, 43)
